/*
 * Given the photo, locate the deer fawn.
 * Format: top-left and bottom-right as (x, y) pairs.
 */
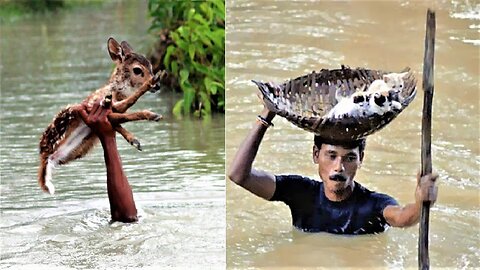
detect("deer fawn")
(38, 37), (164, 195)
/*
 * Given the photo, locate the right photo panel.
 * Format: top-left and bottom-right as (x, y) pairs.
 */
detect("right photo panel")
(226, 1), (479, 269)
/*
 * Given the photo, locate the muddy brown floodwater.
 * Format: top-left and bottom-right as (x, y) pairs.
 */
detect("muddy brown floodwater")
(226, 0), (479, 268)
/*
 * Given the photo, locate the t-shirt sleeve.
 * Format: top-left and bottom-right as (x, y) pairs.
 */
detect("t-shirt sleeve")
(374, 192), (399, 215)
(269, 174), (317, 205)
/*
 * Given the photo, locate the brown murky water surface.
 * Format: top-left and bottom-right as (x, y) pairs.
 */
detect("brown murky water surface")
(226, 0), (479, 268)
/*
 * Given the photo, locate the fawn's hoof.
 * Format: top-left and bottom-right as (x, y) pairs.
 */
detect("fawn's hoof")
(149, 82), (161, 93)
(153, 114), (163, 122)
(131, 139), (142, 151)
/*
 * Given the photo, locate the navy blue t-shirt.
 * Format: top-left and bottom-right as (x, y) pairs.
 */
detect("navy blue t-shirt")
(270, 175), (398, 235)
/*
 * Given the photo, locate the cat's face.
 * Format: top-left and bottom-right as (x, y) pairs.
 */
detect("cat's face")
(372, 92), (392, 108)
(383, 72), (408, 92)
(352, 94), (369, 107)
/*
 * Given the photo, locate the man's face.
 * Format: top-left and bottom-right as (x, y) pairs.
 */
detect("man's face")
(313, 143), (363, 196)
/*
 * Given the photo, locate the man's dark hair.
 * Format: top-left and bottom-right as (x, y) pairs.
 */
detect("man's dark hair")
(314, 136), (366, 154)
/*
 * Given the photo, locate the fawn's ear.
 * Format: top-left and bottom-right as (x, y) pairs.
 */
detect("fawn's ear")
(120, 41), (134, 56)
(108, 37), (123, 62)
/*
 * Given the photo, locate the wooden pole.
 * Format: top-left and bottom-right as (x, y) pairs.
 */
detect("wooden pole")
(419, 9), (435, 270)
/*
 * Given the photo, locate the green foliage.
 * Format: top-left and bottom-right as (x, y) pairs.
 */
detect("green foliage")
(148, 0), (225, 117)
(15, 0), (65, 11)
(0, 0), (63, 20)
(0, 0), (104, 22)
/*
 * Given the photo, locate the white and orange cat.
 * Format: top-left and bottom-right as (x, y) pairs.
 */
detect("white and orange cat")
(326, 72), (407, 119)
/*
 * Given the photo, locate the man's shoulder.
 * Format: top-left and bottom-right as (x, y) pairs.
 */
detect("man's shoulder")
(270, 174), (321, 202)
(354, 182), (398, 205)
(276, 174), (321, 186)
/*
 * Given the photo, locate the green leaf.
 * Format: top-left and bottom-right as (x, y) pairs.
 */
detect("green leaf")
(210, 85), (217, 95)
(199, 91), (211, 113)
(180, 69), (189, 85)
(187, 8), (195, 20)
(171, 61), (178, 74)
(188, 44), (195, 60)
(176, 39), (188, 50)
(163, 45), (175, 67)
(191, 62), (209, 76)
(211, 0), (225, 18)
(173, 99), (184, 116)
(171, 31), (180, 42)
(182, 85), (195, 114)
(193, 13), (208, 25)
(204, 76), (212, 89)
(177, 26), (185, 38)
(200, 36), (212, 47)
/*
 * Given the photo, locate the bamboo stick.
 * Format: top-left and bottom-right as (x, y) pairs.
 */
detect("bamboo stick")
(419, 9), (435, 270)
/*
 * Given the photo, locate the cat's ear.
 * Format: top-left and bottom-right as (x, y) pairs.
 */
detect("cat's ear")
(383, 74), (391, 83)
(399, 72), (408, 78)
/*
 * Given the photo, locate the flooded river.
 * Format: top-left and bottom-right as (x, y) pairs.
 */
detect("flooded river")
(1, 2), (224, 269)
(226, 0), (479, 269)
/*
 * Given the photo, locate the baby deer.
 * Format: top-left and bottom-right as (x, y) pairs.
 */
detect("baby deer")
(38, 37), (164, 195)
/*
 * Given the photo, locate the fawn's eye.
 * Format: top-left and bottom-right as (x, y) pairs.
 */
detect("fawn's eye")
(133, 67), (143, 76)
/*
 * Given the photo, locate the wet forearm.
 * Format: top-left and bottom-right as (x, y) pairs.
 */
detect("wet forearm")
(100, 135), (138, 222)
(228, 109), (275, 185)
(399, 202), (422, 227)
(385, 201), (422, 228)
(100, 136), (124, 182)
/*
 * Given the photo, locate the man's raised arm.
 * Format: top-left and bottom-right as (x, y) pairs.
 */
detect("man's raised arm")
(77, 101), (138, 223)
(228, 108), (277, 200)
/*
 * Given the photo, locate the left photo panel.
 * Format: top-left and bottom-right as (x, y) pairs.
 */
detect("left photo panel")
(0, 0), (225, 269)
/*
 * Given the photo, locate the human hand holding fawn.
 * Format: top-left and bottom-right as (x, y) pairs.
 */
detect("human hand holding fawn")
(76, 98), (115, 140)
(38, 37), (163, 195)
(75, 97), (138, 223)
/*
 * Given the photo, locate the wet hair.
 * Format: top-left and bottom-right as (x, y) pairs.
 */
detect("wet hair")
(314, 136), (366, 154)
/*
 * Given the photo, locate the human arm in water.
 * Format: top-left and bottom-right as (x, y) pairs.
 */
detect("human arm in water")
(77, 101), (138, 223)
(383, 172), (438, 227)
(228, 106), (278, 200)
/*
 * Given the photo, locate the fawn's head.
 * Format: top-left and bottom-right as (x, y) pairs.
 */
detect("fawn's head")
(107, 37), (154, 99)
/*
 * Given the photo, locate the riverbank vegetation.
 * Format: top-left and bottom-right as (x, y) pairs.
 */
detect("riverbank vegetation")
(148, 0), (225, 118)
(0, 0), (103, 22)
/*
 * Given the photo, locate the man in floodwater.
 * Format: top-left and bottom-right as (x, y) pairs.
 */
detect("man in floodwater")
(228, 108), (438, 234)
(77, 101), (138, 223)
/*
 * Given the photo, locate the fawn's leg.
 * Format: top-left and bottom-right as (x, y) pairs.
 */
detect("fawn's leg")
(112, 82), (150, 113)
(108, 110), (162, 125)
(114, 125), (142, 151)
(113, 72), (163, 113)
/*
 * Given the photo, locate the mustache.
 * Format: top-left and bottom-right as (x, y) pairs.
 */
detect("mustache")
(329, 174), (347, 182)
